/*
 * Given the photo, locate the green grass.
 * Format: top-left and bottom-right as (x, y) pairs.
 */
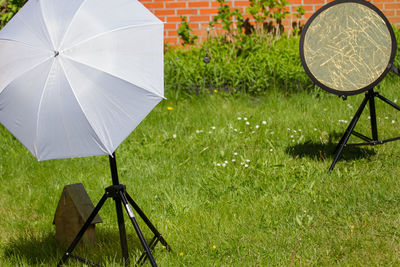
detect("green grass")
(2, 83), (400, 266)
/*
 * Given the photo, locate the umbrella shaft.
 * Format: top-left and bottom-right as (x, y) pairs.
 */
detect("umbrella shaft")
(109, 153), (120, 185)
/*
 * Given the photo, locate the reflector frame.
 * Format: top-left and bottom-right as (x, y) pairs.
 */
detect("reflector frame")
(299, 0), (397, 96)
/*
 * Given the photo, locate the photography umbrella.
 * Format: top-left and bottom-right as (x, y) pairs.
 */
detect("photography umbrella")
(0, 0), (168, 266)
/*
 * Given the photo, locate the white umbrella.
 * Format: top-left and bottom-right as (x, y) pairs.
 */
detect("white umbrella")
(0, 0), (168, 266)
(0, 0), (164, 161)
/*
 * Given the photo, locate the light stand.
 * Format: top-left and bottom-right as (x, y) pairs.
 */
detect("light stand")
(58, 153), (170, 266)
(330, 88), (400, 171)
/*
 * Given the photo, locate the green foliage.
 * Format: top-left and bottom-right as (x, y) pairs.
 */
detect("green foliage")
(246, 0), (292, 36)
(177, 16), (198, 46)
(292, 6), (306, 35)
(0, 0), (25, 28)
(165, 33), (312, 98)
(210, 0), (244, 38)
(173, 0), (309, 98)
(376, 25), (400, 88)
(392, 25), (400, 68)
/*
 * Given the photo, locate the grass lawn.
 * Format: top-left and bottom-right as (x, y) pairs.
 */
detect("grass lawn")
(2, 83), (400, 266)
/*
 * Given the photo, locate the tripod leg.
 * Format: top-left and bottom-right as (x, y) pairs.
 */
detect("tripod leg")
(125, 192), (170, 249)
(329, 93), (370, 171)
(368, 91), (378, 141)
(58, 193), (109, 267)
(118, 191), (158, 267)
(109, 154), (130, 265)
(115, 197), (130, 266)
(137, 236), (159, 266)
(376, 93), (400, 111)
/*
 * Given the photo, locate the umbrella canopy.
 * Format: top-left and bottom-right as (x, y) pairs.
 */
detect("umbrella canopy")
(0, 0), (164, 161)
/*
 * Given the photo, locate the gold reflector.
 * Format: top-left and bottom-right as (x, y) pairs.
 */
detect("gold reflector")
(300, 1), (396, 95)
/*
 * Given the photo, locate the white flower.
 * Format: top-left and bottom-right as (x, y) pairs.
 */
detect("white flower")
(196, 129), (202, 134)
(224, 160), (228, 164)
(392, 120), (396, 124)
(209, 131), (212, 134)
(255, 125), (260, 129)
(270, 131), (275, 135)
(244, 117), (248, 121)
(246, 121), (250, 125)
(298, 129), (302, 132)
(237, 117), (242, 120)
(395, 99), (398, 103)
(172, 134), (177, 139)
(252, 131), (255, 134)
(262, 121), (267, 125)
(232, 159), (236, 162)
(244, 164), (249, 168)
(293, 130), (297, 133)
(216, 163), (221, 166)
(211, 126), (216, 130)
(234, 129), (238, 132)
(234, 152), (238, 156)
(246, 159), (250, 163)
(290, 135), (294, 138)
(287, 128), (290, 131)
(314, 128), (317, 131)
(222, 163), (226, 167)
(269, 149), (273, 152)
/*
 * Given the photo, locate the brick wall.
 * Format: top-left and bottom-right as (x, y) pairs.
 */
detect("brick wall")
(138, 0), (400, 44)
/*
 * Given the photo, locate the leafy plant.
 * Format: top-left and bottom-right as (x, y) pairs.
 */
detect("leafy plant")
(246, 0), (296, 36)
(177, 16), (198, 46)
(292, 6), (306, 35)
(0, 0), (25, 28)
(210, 0), (244, 40)
(165, 33), (313, 97)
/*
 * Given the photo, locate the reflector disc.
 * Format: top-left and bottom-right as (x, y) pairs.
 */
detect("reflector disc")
(300, 0), (397, 96)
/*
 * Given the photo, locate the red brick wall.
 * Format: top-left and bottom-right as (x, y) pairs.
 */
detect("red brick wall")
(138, 0), (400, 44)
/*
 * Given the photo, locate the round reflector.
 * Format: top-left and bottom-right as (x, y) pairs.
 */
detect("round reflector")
(299, 0), (397, 96)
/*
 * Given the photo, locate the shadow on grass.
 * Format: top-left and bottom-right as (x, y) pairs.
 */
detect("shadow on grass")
(286, 135), (376, 162)
(3, 232), (61, 265)
(2, 228), (152, 265)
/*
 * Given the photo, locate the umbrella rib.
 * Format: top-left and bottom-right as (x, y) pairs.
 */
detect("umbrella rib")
(34, 58), (55, 158)
(61, 22), (163, 54)
(0, 56), (53, 96)
(64, 60), (153, 125)
(38, 0), (55, 50)
(0, 38), (52, 53)
(12, 14), (52, 51)
(57, 0), (89, 50)
(63, 55), (165, 100)
(57, 59), (112, 155)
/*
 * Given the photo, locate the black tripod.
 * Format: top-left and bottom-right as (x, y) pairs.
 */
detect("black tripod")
(58, 153), (170, 267)
(330, 88), (400, 171)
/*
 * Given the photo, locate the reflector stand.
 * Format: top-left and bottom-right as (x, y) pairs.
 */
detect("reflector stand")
(329, 87), (400, 171)
(299, 0), (400, 170)
(57, 153), (171, 267)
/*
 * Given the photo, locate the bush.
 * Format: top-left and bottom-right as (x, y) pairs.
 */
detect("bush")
(165, 32), (313, 97)
(0, 0), (25, 28)
(166, 25), (400, 98)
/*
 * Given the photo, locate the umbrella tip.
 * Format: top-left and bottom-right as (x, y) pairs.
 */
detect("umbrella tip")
(54, 51), (60, 57)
